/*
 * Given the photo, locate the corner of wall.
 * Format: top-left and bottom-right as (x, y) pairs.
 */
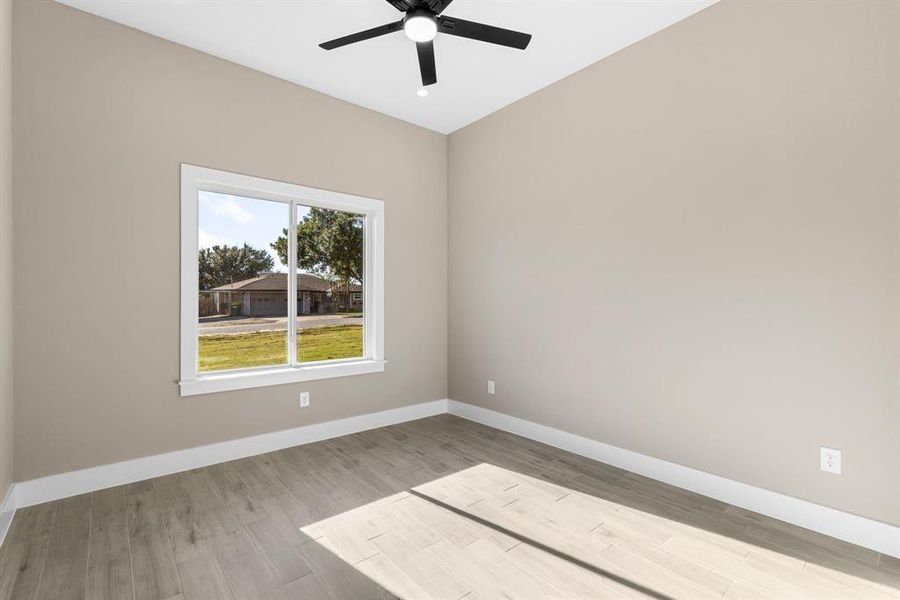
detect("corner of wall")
(0, 0), (15, 503)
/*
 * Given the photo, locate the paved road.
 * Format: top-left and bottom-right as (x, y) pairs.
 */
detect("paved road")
(199, 314), (362, 335)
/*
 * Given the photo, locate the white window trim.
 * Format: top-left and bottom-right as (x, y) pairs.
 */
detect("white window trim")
(180, 164), (385, 397)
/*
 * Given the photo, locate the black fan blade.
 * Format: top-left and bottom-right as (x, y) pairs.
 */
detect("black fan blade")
(437, 16), (531, 50)
(416, 41), (437, 86)
(320, 20), (403, 50)
(424, 0), (454, 14)
(386, 0), (415, 11)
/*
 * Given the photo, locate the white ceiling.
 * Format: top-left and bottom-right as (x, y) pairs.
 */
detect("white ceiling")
(57, 0), (717, 134)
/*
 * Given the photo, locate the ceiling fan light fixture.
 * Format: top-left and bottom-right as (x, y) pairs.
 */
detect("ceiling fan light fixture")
(404, 11), (437, 42)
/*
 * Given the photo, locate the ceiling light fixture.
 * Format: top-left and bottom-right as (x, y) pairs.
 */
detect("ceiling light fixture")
(403, 10), (437, 42)
(417, 88), (429, 97)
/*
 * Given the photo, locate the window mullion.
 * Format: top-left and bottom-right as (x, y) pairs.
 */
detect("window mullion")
(287, 201), (298, 366)
(363, 214), (370, 360)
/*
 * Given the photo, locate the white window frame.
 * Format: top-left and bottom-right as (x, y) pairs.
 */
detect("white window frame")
(179, 164), (385, 397)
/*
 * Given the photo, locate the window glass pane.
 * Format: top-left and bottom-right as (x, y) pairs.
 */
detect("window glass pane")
(292, 205), (365, 363)
(197, 191), (288, 372)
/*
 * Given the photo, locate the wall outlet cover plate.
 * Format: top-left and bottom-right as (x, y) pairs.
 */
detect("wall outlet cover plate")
(820, 446), (841, 475)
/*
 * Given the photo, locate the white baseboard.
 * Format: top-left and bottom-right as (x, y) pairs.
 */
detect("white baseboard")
(447, 399), (900, 559)
(14, 399), (448, 509)
(0, 483), (15, 548)
(8, 396), (898, 561)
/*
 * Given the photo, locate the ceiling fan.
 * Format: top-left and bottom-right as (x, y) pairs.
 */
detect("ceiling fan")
(319, 0), (532, 88)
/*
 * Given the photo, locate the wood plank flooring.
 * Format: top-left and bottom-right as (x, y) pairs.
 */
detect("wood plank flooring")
(1, 414), (898, 599)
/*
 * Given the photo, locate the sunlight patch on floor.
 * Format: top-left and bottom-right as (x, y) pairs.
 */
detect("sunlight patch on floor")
(298, 463), (898, 599)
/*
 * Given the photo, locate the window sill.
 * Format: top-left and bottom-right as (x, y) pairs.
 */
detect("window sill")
(179, 359), (386, 397)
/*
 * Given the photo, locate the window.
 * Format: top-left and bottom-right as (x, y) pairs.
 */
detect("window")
(180, 165), (384, 396)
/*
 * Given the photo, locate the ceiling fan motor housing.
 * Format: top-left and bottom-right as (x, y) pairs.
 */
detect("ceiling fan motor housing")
(388, 0), (453, 13)
(405, 8), (437, 23)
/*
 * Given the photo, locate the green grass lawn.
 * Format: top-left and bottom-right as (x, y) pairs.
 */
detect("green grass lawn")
(199, 325), (363, 372)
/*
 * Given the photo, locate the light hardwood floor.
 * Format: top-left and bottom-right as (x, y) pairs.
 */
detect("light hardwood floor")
(0, 414), (898, 599)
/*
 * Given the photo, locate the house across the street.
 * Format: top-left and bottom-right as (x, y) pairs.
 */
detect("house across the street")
(205, 272), (362, 317)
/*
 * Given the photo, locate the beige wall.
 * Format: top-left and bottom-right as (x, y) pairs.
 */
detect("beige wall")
(0, 0), (12, 497)
(12, 0), (447, 480)
(449, 0), (900, 525)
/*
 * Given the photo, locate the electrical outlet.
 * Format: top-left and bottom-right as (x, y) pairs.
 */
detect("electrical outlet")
(299, 392), (310, 408)
(487, 380), (495, 395)
(820, 446), (841, 475)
